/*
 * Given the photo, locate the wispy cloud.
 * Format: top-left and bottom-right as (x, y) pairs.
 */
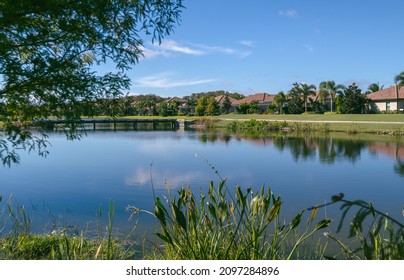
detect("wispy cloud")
(142, 39), (252, 59)
(159, 40), (205, 55)
(278, 10), (299, 18)
(238, 40), (256, 48)
(134, 72), (216, 88)
(125, 167), (204, 189)
(190, 42), (252, 58)
(140, 40), (204, 59)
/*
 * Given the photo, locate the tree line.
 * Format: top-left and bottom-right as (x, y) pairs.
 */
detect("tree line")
(92, 72), (404, 117)
(270, 72), (404, 115)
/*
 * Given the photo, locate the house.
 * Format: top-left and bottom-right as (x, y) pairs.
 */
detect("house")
(214, 94), (237, 105)
(232, 93), (274, 112)
(367, 85), (404, 112)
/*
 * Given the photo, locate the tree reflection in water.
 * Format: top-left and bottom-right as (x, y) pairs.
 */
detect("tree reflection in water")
(196, 131), (404, 177)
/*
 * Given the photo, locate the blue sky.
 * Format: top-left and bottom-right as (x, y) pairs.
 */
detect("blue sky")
(127, 0), (404, 97)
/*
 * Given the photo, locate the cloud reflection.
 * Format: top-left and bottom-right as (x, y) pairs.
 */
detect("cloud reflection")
(125, 166), (205, 189)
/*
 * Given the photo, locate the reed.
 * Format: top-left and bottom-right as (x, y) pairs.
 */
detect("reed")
(147, 179), (331, 260)
(0, 196), (137, 260)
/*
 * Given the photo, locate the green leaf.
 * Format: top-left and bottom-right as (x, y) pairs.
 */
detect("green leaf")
(290, 211), (304, 230)
(217, 201), (228, 223)
(172, 204), (187, 231)
(154, 198), (167, 226)
(315, 219), (331, 230)
(235, 185), (246, 208)
(207, 202), (217, 221)
(156, 232), (172, 244)
(267, 197), (281, 223)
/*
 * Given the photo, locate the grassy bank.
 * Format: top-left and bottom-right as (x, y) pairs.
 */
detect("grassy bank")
(211, 114), (404, 134)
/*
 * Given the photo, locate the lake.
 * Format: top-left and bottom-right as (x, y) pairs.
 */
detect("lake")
(1, 129), (404, 239)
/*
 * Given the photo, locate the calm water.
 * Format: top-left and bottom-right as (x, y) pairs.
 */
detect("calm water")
(1, 130), (404, 236)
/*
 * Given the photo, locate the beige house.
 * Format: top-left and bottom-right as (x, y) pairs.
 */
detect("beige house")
(368, 85), (404, 112)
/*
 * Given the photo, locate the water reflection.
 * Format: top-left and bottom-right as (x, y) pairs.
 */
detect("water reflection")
(194, 131), (404, 175)
(1, 130), (403, 236)
(394, 160), (404, 177)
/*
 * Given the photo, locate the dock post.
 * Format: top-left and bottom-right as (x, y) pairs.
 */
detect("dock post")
(177, 119), (185, 131)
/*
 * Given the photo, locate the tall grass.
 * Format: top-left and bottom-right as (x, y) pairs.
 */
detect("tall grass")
(148, 179), (331, 260)
(315, 195), (404, 259)
(0, 196), (137, 260)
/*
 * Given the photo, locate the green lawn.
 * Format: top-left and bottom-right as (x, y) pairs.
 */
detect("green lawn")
(209, 113), (404, 134)
(213, 113), (404, 122)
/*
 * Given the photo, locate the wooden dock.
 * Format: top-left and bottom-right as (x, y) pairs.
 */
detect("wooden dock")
(33, 118), (194, 131)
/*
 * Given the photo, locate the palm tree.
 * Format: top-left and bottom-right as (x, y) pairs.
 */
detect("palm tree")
(394, 71), (404, 113)
(273, 91), (287, 114)
(366, 82), (384, 94)
(318, 81), (345, 112)
(394, 71), (404, 86)
(296, 83), (316, 113)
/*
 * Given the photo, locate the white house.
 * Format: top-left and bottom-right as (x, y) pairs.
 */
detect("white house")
(367, 85), (404, 112)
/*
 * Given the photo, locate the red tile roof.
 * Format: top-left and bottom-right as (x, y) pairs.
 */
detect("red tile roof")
(232, 93), (274, 105)
(367, 85), (404, 101)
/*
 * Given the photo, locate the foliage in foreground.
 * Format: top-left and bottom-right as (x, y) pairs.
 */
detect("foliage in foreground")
(320, 195), (404, 260)
(147, 181), (404, 260)
(0, 196), (136, 260)
(149, 180), (331, 260)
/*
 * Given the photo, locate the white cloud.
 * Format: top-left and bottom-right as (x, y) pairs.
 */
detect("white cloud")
(134, 73), (216, 88)
(190, 42), (252, 58)
(159, 40), (206, 55)
(141, 39), (252, 59)
(140, 46), (171, 59)
(278, 10), (299, 18)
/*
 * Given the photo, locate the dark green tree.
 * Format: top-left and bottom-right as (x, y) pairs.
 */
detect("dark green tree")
(287, 85), (305, 114)
(206, 96), (220, 116)
(273, 91), (287, 114)
(247, 101), (259, 114)
(0, 0), (183, 165)
(156, 101), (169, 117)
(235, 103), (250, 114)
(195, 96), (208, 116)
(336, 83), (368, 114)
(291, 82), (316, 113)
(222, 95), (232, 114)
